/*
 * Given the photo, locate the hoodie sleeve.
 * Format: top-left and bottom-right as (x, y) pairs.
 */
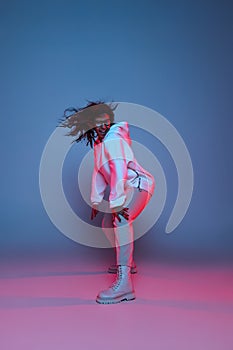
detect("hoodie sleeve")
(104, 138), (132, 209)
(91, 166), (107, 205)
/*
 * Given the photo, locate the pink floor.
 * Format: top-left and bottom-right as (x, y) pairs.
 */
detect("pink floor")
(0, 259), (233, 350)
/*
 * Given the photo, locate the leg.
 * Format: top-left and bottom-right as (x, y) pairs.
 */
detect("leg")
(113, 188), (151, 267)
(101, 212), (115, 247)
(102, 212), (137, 273)
(96, 189), (151, 304)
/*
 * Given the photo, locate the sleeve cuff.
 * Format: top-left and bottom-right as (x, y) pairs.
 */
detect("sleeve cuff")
(109, 195), (126, 209)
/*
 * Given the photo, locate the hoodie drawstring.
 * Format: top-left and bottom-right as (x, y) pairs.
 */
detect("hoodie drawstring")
(132, 170), (142, 192)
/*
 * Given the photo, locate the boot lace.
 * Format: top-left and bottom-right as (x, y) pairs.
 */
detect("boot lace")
(111, 267), (123, 291)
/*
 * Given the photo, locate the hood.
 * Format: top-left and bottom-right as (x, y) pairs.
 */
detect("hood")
(105, 121), (132, 146)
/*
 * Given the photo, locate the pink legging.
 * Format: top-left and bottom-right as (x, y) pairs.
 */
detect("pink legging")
(102, 188), (152, 266)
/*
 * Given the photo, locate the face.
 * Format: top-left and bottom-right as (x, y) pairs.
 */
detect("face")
(94, 113), (111, 140)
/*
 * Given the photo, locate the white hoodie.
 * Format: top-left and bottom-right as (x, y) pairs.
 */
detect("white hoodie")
(91, 122), (155, 209)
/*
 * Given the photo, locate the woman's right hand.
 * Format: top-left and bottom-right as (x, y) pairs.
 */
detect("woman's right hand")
(91, 204), (99, 220)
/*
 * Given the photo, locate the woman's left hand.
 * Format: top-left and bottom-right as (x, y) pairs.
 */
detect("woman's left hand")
(112, 207), (129, 222)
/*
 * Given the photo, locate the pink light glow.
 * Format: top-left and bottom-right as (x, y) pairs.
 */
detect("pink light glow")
(0, 260), (233, 350)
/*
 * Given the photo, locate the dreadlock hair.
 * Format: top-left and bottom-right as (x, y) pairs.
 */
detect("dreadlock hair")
(59, 100), (118, 148)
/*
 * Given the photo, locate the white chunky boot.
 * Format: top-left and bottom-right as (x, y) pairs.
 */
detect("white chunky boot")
(96, 265), (136, 304)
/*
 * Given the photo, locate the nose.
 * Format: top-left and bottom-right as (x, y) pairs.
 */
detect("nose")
(99, 123), (107, 130)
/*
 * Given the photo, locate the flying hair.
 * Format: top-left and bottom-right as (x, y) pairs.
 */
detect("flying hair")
(59, 100), (118, 148)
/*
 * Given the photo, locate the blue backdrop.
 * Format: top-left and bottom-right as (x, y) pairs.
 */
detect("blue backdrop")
(1, 0), (232, 263)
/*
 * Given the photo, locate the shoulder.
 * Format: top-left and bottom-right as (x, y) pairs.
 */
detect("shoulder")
(104, 122), (130, 141)
(103, 122), (134, 159)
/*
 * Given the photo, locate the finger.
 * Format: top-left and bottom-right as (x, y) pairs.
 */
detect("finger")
(122, 209), (129, 216)
(112, 213), (118, 223)
(116, 214), (121, 222)
(91, 209), (98, 220)
(122, 214), (129, 220)
(120, 209), (129, 216)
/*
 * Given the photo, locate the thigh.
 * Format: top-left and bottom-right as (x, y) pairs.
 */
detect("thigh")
(127, 189), (151, 222)
(109, 189), (151, 228)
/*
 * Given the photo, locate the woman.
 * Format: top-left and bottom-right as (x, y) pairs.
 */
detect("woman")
(61, 101), (155, 304)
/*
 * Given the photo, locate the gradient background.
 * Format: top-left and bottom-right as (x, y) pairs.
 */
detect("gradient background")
(1, 0), (233, 265)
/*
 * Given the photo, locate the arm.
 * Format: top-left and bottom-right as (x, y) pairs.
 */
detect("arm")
(104, 138), (130, 209)
(109, 158), (127, 208)
(90, 167), (107, 220)
(91, 166), (107, 206)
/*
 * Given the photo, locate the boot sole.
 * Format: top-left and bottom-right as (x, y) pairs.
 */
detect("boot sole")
(96, 292), (136, 304)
